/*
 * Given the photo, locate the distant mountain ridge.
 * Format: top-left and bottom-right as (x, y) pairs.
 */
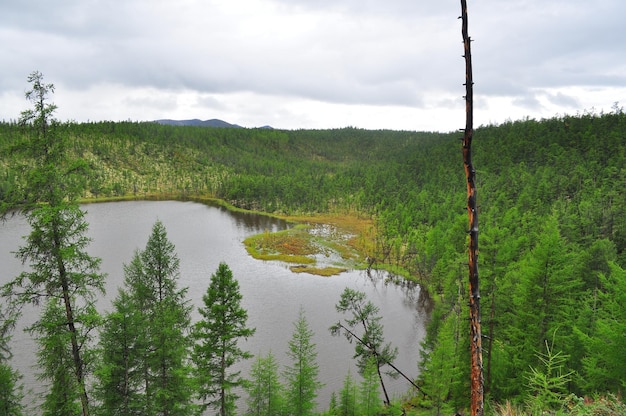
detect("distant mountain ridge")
(154, 118), (242, 128)
(154, 118), (273, 129)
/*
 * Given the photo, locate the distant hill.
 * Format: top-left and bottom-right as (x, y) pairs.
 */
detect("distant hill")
(154, 119), (242, 128)
(154, 119), (274, 129)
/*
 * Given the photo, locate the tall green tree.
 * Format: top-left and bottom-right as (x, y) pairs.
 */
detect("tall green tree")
(330, 288), (398, 406)
(284, 307), (322, 416)
(1, 71), (104, 416)
(96, 220), (193, 416)
(496, 214), (581, 396)
(192, 262), (256, 416)
(245, 351), (285, 416)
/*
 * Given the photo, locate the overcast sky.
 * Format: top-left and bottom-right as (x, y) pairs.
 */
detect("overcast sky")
(1, 0), (624, 131)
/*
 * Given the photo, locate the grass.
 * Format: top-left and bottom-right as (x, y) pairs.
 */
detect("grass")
(243, 215), (371, 276)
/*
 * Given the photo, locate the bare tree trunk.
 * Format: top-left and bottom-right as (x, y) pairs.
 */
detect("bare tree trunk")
(460, 1), (484, 415)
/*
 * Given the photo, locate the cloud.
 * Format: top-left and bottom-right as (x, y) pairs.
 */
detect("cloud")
(1, 0), (625, 130)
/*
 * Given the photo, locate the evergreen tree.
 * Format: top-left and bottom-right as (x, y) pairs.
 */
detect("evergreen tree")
(96, 220), (193, 416)
(192, 262), (256, 416)
(284, 307), (322, 416)
(245, 351), (285, 416)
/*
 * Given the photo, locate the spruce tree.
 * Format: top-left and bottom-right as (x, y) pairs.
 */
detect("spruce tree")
(283, 307), (322, 416)
(192, 262), (255, 416)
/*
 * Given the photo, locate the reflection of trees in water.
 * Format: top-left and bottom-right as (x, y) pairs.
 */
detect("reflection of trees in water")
(362, 268), (433, 321)
(210, 203), (292, 233)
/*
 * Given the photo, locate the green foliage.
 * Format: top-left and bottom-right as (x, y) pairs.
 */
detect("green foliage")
(95, 291), (147, 416)
(2, 202), (105, 416)
(577, 262), (626, 393)
(245, 351), (285, 416)
(358, 357), (382, 416)
(0, 362), (23, 416)
(330, 288), (398, 405)
(338, 370), (357, 416)
(96, 221), (193, 416)
(418, 302), (468, 414)
(525, 338), (574, 414)
(0, 304), (23, 416)
(191, 262), (256, 416)
(284, 307), (323, 416)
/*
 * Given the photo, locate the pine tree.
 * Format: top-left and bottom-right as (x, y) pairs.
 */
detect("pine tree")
(192, 262), (256, 416)
(245, 352), (285, 416)
(284, 307), (322, 416)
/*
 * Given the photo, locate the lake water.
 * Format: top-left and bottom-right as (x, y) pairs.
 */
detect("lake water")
(0, 200), (430, 412)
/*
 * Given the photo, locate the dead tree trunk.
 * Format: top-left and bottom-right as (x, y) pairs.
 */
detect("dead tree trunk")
(460, 1), (484, 415)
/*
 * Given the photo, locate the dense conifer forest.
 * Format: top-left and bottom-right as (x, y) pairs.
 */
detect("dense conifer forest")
(1, 104), (626, 414)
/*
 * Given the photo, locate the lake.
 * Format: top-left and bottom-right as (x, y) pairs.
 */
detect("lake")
(0, 200), (430, 412)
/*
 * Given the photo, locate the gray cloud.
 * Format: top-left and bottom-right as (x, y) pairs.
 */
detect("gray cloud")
(1, 0), (624, 129)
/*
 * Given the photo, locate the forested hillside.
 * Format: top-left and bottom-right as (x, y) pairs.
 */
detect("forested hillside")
(1, 108), (625, 414)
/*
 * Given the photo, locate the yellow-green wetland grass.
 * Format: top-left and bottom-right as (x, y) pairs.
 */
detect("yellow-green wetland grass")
(243, 221), (363, 276)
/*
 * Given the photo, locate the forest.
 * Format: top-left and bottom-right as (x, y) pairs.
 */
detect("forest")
(1, 72), (626, 415)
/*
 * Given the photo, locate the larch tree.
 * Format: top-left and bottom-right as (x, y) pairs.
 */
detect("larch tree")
(192, 262), (256, 416)
(337, 370), (357, 416)
(95, 290), (147, 416)
(357, 357), (382, 416)
(1, 71), (104, 416)
(283, 307), (322, 416)
(330, 288), (398, 406)
(97, 220), (193, 416)
(245, 351), (285, 416)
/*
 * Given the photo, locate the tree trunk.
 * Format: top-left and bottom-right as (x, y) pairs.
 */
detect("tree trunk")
(460, 1), (484, 415)
(55, 225), (90, 416)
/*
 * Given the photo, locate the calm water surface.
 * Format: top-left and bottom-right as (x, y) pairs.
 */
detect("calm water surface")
(0, 200), (430, 412)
